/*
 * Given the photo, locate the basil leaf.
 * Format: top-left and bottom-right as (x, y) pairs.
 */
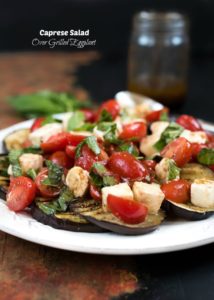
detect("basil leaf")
(37, 187), (74, 215)
(42, 115), (60, 126)
(90, 162), (117, 188)
(154, 122), (184, 151)
(37, 201), (60, 215)
(58, 187), (73, 211)
(160, 111), (169, 121)
(197, 148), (214, 165)
(99, 109), (113, 122)
(26, 168), (37, 180)
(44, 160), (63, 186)
(167, 159), (181, 181)
(118, 143), (139, 157)
(75, 136), (101, 158)
(97, 122), (114, 131)
(67, 111), (85, 131)
(104, 124), (121, 145)
(8, 149), (23, 177)
(23, 146), (42, 154)
(9, 90), (91, 118)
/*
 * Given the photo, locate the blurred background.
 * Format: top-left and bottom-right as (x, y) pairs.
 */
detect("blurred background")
(0, 0), (214, 121)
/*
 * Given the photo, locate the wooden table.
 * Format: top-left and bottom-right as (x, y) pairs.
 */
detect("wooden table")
(0, 52), (140, 300)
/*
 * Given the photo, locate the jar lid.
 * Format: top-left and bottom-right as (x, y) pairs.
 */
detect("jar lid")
(133, 11), (189, 33)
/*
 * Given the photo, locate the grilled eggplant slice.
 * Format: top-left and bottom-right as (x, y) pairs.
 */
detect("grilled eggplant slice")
(181, 163), (214, 182)
(31, 201), (105, 233)
(164, 200), (214, 220)
(80, 208), (165, 235)
(0, 154), (10, 199)
(4, 128), (30, 151)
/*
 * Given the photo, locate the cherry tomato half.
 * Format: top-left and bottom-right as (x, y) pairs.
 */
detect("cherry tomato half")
(191, 143), (207, 161)
(35, 168), (61, 198)
(96, 99), (120, 121)
(30, 117), (45, 132)
(107, 194), (148, 224)
(119, 121), (147, 141)
(65, 145), (76, 159)
(75, 144), (108, 171)
(50, 151), (72, 168)
(176, 114), (202, 132)
(146, 108), (169, 123)
(7, 176), (36, 212)
(107, 152), (149, 181)
(161, 137), (192, 167)
(161, 179), (190, 203)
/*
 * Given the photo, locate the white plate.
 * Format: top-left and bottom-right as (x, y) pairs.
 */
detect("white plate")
(0, 118), (214, 255)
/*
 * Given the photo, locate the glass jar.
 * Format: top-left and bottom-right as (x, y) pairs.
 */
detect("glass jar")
(128, 12), (190, 107)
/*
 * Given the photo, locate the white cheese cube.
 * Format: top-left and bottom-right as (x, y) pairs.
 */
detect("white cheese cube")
(66, 166), (89, 198)
(102, 183), (133, 212)
(133, 182), (165, 214)
(150, 121), (169, 136)
(62, 112), (73, 130)
(180, 130), (207, 144)
(29, 123), (63, 146)
(19, 153), (43, 174)
(191, 179), (214, 208)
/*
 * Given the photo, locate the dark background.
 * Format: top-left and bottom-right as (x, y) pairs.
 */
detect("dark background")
(0, 0), (214, 121)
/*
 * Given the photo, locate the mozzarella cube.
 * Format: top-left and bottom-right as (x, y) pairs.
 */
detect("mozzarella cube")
(29, 123), (63, 146)
(150, 121), (169, 136)
(133, 182), (165, 214)
(19, 153), (43, 174)
(93, 126), (105, 140)
(69, 131), (92, 137)
(66, 166), (89, 198)
(191, 179), (214, 208)
(116, 96), (135, 109)
(180, 130), (207, 144)
(102, 183), (133, 211)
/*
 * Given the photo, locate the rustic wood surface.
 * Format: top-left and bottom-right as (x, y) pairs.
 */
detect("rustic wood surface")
(0, 52), (140, 300)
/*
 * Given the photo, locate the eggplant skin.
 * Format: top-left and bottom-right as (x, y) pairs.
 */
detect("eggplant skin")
(164, 200), (214, 221)
(81, 211), (165, 236)
(31, 205), (105, 233)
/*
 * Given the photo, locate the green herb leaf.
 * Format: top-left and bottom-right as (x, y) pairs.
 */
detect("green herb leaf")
(37, 201), (60, 215)
(90, 162), (117, 188)
(67, 111), (85, 131)
(9, 90), (91, 118)
(8, 149), (23, 177)
(22, 146), (42, 154)
(154, 122), (184, 151)
(42, 115), (60, 126)
(75, 123), (96, 132)
(167, 159), (181, 181)
(75, 136), (101, 158)
(99, 109), (113, 122)
(118, 143), (139, 157)
(44, 160), (63, 186)
(26, 169), (37, 180)
(197, 148), (214, 165)
(160, 111), (169, 121)
(58, 187), (73, 211)
(104, 124), (121, 145)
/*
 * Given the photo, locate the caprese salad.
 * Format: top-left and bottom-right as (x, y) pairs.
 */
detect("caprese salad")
(1, 96), (214, 235)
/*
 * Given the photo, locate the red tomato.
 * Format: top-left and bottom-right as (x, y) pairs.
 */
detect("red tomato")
(90, 184), (102, 201)
(80, 109), (96, 122)
(41, 132), (70, 153)
(176, 114), (202, 132)
(141, 160), (157, 182)
(161, 179), (190, 203)
(161, 137), (192, 167)
(119, 121), (147, 141)
(146, 108), (169, 122)
(75, 145), (108, 171)
(209, 165), (214, 172)
(67, 134), (87, 146)
(65, 145), (76, 159)
(35, 168), (61, 198)
(96, 99), (120, 121)
(7, 176), (36, 212)
(191, 143), (207, 161)
(107, 152), (149, 181)
(107, 195), (148, 224)
(22, 139), (32, 148)
(50, 151), (72, 168)
(30, 117), (45, 132)
(206, 133), (214, 149)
